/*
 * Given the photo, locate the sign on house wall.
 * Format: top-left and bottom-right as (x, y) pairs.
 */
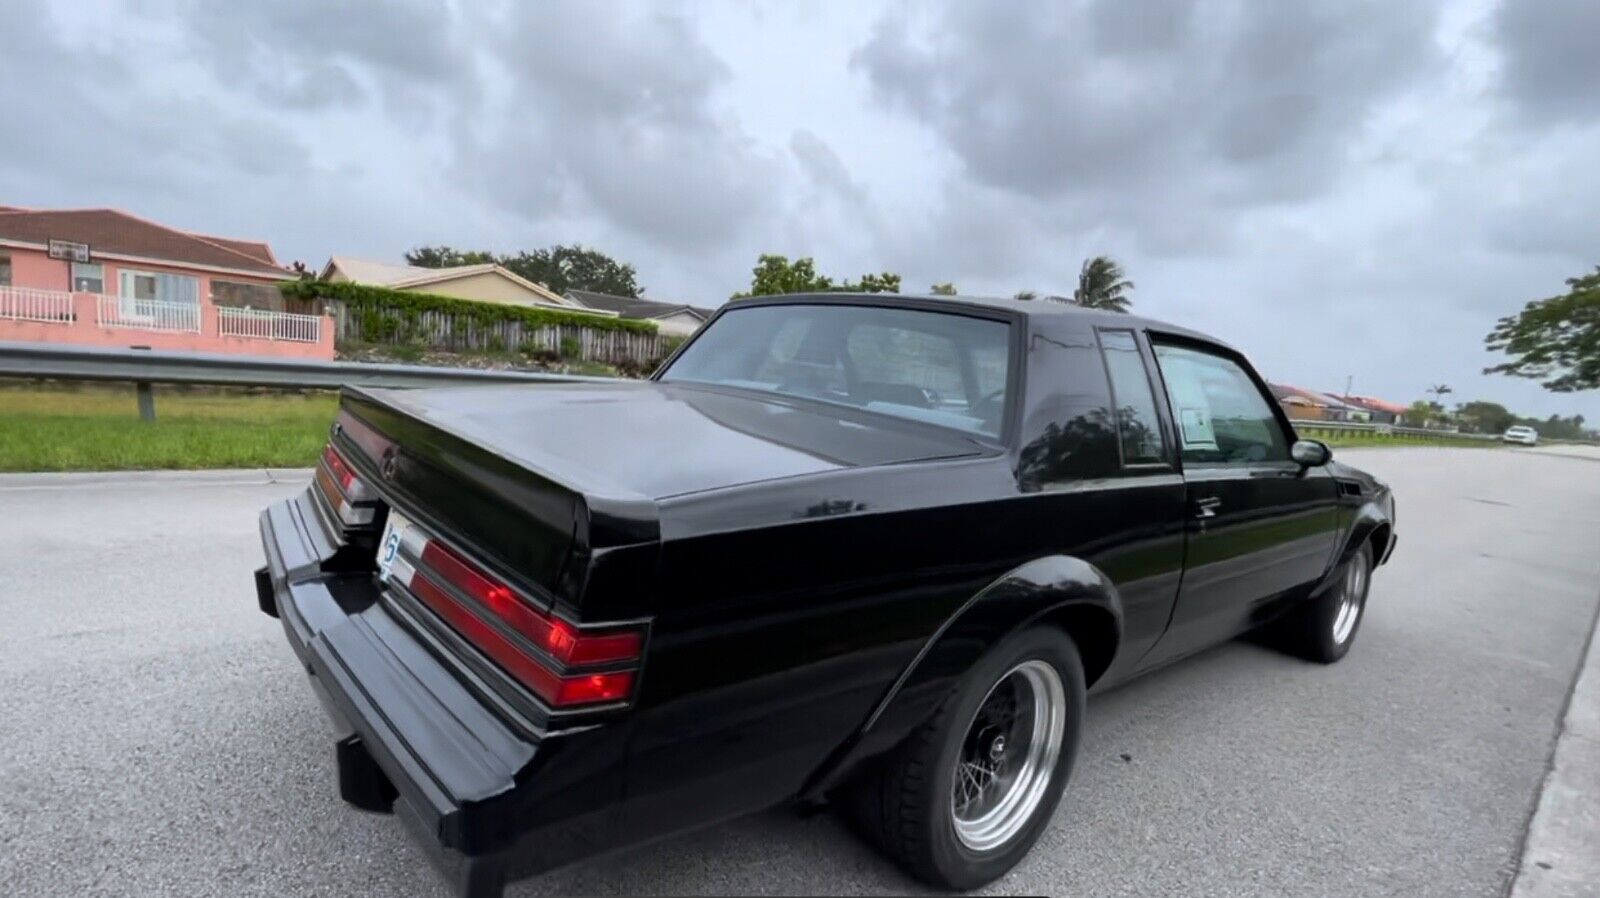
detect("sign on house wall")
(46, 239), (91, 263)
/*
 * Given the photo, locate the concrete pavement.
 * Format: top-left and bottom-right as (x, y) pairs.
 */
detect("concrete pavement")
(1, 447), (1597, 896)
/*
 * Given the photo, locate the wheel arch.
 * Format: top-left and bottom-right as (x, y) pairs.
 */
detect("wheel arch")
(1338, 501), (1392, 569)
(800, 554), (1122, 801)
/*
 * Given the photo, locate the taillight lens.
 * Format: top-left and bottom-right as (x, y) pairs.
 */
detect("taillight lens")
(315, 444), (377, 527)
(394, 534), (645, 709)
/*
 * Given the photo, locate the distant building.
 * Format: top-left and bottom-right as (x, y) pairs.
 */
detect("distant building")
(1337, 394), (1408, 425)
(0, 205), (331, 359)
(0, 206), (286, 300)
(1269, 383), (1341, 421)
(320, 256), (602, 313)
(566, 289), (716, 337)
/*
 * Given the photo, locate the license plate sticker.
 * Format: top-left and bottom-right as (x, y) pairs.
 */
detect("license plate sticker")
(376, 510), (412, 581)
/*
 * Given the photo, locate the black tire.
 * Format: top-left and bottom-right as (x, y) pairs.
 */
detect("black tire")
(842, 626), (1087, 890)
(1272, 542), (1373, 663)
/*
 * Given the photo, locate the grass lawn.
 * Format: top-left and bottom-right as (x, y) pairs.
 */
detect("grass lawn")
(0, 383), (337, 472)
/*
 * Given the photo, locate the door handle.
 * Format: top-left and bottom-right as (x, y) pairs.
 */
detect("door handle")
(1194, 496), (1222, 519)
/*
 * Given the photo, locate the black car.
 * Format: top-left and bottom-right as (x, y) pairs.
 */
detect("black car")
(256, 293), (1396, 896)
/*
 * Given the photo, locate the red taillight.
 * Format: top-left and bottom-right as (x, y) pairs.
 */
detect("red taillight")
(420, 540), (643, 667)
(400, 537), (645, 708)
(323, 444), (357, 491)
(554, 670), (636, 705)
(316, 444), (377, 526)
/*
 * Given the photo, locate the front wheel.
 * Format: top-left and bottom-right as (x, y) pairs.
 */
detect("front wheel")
(843, 627), (1086, 890)
(1273, 542), (1373, 663)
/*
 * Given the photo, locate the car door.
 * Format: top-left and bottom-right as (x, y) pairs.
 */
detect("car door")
(1137, 339), (1342, 669)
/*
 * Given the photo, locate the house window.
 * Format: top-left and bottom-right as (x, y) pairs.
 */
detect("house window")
(72, 262), (104, 294)
(0, 251), (11, 287)
(119, 270), (198, 304)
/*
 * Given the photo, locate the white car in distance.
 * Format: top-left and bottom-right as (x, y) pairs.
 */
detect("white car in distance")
(1502, 425), (1539, 446)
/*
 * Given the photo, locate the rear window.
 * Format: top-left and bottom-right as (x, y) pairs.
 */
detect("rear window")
(660, 303), (1013, 438)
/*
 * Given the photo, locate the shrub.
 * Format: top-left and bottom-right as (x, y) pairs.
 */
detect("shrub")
(388, 343), (425, 363)
(558, 336), (581, 359)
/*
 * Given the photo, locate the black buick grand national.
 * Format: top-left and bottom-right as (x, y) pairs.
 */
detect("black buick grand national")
(256, 293), (1396, 896)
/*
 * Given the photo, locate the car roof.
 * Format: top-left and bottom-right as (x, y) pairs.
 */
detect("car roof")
(721, 292), (1237, 354)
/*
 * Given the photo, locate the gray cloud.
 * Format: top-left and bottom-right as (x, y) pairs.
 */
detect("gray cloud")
(180, 0), (473, 112)
(452, 5), (777, 251)
(0, 0), (312, 201)
(854, 1), (1446, 251)
(1494, 0), (1600, 125)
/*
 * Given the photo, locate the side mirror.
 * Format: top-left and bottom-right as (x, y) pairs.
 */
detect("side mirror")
(1291, 439), (1332, 467)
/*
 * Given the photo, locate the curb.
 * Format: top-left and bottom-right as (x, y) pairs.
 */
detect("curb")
(0, 468), (313, 489)
(1509, 587), (1600, 897)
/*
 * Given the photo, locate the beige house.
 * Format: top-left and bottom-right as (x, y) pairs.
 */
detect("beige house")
(321, 257), (609, 314)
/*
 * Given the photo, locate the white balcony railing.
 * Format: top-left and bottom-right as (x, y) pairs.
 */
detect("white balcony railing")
(217, 306), (323, 344)
(96, 296), (202, 334)
(0, 286), (75, 324)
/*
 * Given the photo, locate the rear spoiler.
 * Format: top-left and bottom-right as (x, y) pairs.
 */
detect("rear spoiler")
(336, 387), (660, 619)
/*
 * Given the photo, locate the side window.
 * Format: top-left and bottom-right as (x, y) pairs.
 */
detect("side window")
(1098, 330), (1166, 465)
(0, 251), (11, 287)
(1152, 343), (1289, 465)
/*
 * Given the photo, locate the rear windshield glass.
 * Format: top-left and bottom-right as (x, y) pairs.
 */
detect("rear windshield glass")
(660, 303), (1013, 438)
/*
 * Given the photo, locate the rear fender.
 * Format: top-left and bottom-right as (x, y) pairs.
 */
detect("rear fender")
(800, 555), (1121, 800)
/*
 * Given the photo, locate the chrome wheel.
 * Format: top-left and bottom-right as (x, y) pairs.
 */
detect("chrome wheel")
(1331, 557), (1366, 645)
(950, 660), (1066, 852)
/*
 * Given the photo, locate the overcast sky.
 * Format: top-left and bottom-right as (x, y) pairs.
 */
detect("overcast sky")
(4, 0), (1597, 420)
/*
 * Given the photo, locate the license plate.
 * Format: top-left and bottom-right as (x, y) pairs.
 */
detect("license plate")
(376, 510), (412, 581)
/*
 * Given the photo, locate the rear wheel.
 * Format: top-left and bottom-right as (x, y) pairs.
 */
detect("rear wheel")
(843, 627), (1086, 890)
(1273, 542), (1372, 663)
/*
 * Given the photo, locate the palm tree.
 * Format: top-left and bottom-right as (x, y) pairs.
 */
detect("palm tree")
(1073, 256), (1134, 312)
(1427, 383), (1453, 402)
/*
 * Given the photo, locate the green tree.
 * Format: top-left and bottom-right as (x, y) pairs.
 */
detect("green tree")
(1013, 290), (1038, 301)
(1485, 266), (1600, 392)
(851, 272), (902, 293)
(405, 244), (641, 296)
(930, 282), (957, 296)
(732, 255), (900, 299)
(405, 246), (496, 268)
(1405, 400), (1441, 427)
(500, 245), (642, 297)
(1073, 255), (1135, 312)
(1454, 400), (1515, 434)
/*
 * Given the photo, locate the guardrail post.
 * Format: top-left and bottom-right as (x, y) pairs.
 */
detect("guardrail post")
(135, 381), (155, 422)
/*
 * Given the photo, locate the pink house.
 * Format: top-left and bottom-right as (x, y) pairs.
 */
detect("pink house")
(0, 206), (333, 359)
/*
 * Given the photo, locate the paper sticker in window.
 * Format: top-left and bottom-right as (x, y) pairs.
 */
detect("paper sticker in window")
(1178, 406), (1217, 450)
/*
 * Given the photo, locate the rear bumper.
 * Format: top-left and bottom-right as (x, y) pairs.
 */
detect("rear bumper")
(257, 490), (627, 896)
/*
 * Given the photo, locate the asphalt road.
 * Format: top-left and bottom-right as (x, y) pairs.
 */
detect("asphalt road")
(2, 447), (1598, 897)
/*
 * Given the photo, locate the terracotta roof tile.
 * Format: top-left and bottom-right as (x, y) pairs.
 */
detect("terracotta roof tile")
(0, 208), (286, 276)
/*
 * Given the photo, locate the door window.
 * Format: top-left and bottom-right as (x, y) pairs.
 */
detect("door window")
(1153, 343), (1289, 464)
(1098, 330), (1166, 465)
(0, 251), (10, 287)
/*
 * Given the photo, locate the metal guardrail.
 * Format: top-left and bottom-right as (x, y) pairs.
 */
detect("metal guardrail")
(1288, 418), (1596, 445)
(1290, 418), (1496, 440)
(0, 341), (615, 421)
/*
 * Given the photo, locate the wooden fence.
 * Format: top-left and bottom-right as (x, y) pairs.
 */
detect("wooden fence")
(323, 300), (669, 366)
